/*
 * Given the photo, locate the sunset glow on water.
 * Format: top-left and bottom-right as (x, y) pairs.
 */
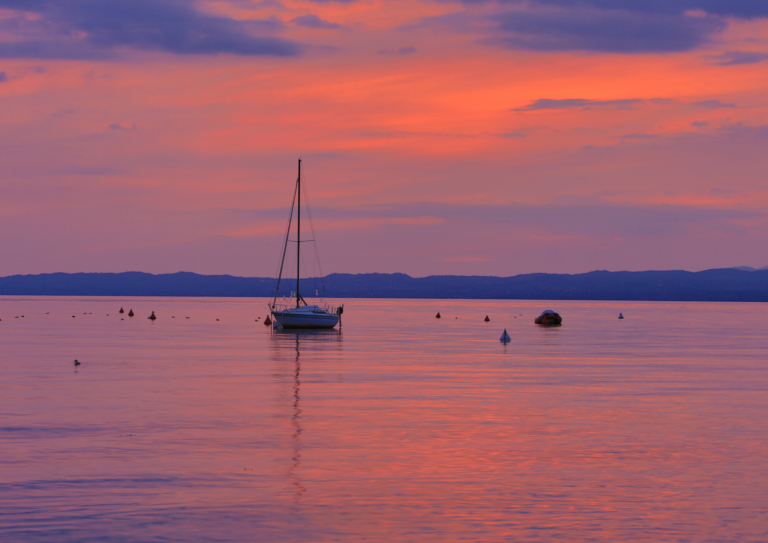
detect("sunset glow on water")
(1, 297), (767, 542)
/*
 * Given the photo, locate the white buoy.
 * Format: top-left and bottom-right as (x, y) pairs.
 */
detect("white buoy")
(500, 329), (511, 343)
(273, 321), (283, 330)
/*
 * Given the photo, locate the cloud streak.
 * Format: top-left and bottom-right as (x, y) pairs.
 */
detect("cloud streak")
(707, 50), (768, 66)
(514, 98), (645, 111)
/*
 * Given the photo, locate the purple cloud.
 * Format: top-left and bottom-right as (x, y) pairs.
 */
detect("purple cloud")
(0, 0), (300, 58)
(694, 100), (737, 109)
(532, 0), (768, 19)
(378, 46), (417, 55)
(485, 8), (725, 53)
(291, 14), (342, 30)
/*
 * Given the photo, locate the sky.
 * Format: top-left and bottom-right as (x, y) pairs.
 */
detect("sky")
(0, 0), (767, 278)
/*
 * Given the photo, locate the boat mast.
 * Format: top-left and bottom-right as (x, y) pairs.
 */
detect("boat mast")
(296, 159), (301, 308)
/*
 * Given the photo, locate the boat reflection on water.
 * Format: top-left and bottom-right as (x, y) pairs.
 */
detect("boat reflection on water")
(269, 328), (343, 502)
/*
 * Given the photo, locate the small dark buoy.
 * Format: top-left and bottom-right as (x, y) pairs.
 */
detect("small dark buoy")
(264, 315), (272, 326)
(121, 318), (124, 320)
(128, 309), (134, 317)
(72, 315), (75, 318)
(172, 316), (175, 318)
(149, 311), (156, 321)
(618, 313), (624, 319)
(500, 329), (511, 343)
(21, 315), (24, 318)
(74, 359), (81, 366)
(216, 318), (220, 321)
(484, 315), (490, 322)
(119, 307), (124, 313)
(435, 312), (441, 319)
(186, 317), (190, 319)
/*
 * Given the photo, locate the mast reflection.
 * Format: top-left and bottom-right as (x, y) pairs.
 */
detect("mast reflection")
(270, 329), (343, 502)
(289, 335), (306, 501)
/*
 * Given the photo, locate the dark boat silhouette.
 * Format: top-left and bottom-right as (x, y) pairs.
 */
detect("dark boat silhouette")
(535, 310), (562, 325)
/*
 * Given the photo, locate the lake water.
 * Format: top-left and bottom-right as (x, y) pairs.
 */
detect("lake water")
(1, 297), (767, 542)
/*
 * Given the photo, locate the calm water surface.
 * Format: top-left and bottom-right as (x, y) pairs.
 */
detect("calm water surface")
(1, 297), (767, 542)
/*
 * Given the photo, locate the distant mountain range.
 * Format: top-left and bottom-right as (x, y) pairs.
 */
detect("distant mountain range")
(2, 268), (768, 301)
(732, 266), (768, 272)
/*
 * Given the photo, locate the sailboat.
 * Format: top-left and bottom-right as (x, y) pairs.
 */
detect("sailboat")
(270, 159), (342, 329)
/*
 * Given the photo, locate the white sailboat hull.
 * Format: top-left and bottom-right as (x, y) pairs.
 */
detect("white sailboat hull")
(272, 306), (340, 329)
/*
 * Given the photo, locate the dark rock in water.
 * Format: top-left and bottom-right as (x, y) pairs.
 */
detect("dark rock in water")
(535, 310), (562, 325)
(435, 312), (441, 319)
(128, 309), (134, 317)
(74, 359), (81, 366)
(119, 307), (124, 313)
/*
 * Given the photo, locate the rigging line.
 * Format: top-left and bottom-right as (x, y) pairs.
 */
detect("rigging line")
(302, 171), (327, 293)
(302, 181), (322, 297)
(272, 178), (298, 309)
(299, 173), (324, 301)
